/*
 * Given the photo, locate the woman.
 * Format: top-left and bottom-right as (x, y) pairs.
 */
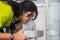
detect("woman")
(10, 0), (38, 40)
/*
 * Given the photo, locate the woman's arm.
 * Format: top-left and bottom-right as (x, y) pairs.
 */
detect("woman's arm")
(0, 33), (11, 40)
(0, 30), (28, 40)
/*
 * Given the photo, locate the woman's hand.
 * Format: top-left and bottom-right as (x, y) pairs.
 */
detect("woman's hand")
(13, 30), (28, 40)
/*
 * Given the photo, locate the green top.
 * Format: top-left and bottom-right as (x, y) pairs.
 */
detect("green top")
(0, 1), (14, 28)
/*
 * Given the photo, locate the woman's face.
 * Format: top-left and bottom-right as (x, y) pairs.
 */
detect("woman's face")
(20, 11), (35, 24)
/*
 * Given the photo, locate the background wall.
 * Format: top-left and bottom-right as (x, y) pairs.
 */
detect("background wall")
(34, 2), (46, 40)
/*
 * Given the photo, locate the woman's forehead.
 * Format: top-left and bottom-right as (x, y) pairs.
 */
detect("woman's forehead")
(23, 11), (32, 14)
(22, 11), (35, 15)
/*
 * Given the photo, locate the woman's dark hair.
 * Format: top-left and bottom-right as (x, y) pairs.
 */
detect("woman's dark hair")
(18, 1), (38, 20)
